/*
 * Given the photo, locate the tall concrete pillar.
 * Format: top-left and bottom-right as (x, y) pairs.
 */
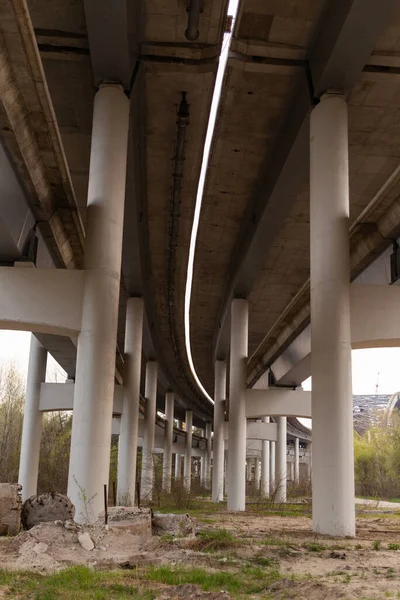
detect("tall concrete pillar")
(141, 361), (158, 501)
(175, 453), (182, 480)
(246, 459), (251, 482)
(275, 417), (287, 503)
(184, 410), (193, 491)
(205, 422), (212, 489)
(19, 336), (47, 501)
(67, 85), (129, 522)
(255, 457), (261, 490)
(310, 93), (355, 537)
(162, 392), (174, 493)
(294, 437), (300, 484)
(270, 441), (275, 491)
(212, 360), (226, 502)
(306, 443), (312, 480)
(117, 297), (143, 505)
(261, 417), (270, 497)
(199, 429), (206, 486)
(227, 299), (248, 511)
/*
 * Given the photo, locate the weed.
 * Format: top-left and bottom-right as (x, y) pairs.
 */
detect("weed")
(250, 555), (279, 568)
(195, 528), (236, 552)
(388, 543), (400, 550)
(386, 568), (396, 579)
(372, 540), (381, 550)
(304, 542), (326, 552)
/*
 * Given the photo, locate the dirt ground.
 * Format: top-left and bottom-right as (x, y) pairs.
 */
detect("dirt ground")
(203, 511), (400, 598)
(1, 507), (400, 598)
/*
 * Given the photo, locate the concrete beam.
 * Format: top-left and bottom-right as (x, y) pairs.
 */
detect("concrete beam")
(223, 421), (277, 442)
(83, 0), (133, 90)
(0, 268), (84, 337)
(269, 283), (400, 387)
(245, 389), (311, 419)
(39, 382), (124, 415)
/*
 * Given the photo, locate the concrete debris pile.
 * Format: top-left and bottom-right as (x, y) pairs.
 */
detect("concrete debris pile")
(98, 507), (195, 538)
(152, 513), (195, 537)
(0, 507), (197, 572)
(0, 484), (22, 535)
(98, 506), (152, 535)
(22, 493), (75, 530)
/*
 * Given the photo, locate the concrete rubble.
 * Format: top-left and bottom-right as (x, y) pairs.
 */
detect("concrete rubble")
(98, 506), (152, 535)
(152, 513), (195, 537)
(22, 493), (75, 530)
(78, 532), (94, 551)
(0, 483), (22, 535)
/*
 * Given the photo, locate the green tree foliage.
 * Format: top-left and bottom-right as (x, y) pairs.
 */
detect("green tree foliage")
(0, 364), (73, 494)
(0, 365), (24, 483)
(354, 412), (400, 499)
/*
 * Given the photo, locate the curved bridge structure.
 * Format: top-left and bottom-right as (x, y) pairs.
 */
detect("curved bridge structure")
(1, 0), (400, 538)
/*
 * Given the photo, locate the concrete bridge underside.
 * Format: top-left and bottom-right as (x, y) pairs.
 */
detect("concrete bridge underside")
(0, 0), (399, 537)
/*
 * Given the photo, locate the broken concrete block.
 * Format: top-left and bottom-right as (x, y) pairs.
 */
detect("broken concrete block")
(33, 542), (48, 554)
(152, 513), (195, 537)
(21, 493), (75, 530)
(98, 507), (152, 536)
(78, 532), (94, 551)
(0, 483), (22, 535)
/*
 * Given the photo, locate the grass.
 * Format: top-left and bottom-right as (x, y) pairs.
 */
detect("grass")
(0, 566), (155, 599)
(388, 543), (400, 550)
(138, 563), (281, 597)
(195, 528), (236, 552)
(0, 562), (282, 600)
(155, 498), (311, 520)
(303, 542), (326, 553)
(372, 540), (381, 550)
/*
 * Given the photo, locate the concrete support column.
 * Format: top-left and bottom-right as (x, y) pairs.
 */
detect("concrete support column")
(205, 422), (212, 489)
(175, 453), (182, 480)
(275, 417), (287, 503)
(199, 430), (206, 487)
(227, 299), (248, 511)
(141, 361), (158, 501)
(261, 417), (270, 497)
(246, 459), (251, 482)
(306, 443), (312, 480)
(294, 438), (300, 484)
(117, 297), (143, 505)
(67, 85), (129, 522)
(19, 336), (47, 501)
(162, 392), (174, 493)
(270, 441), (275, 491)
(310, 93), (355, 537)
(212, 360), (226, 502)
(255, 457), (261, 490)
(184, 410), (193, 491)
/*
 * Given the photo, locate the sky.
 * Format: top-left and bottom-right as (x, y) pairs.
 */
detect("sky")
(302, 347), (400, 395)
(0, 330), (67, 383)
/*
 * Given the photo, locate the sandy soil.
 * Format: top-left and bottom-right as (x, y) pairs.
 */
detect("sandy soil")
(1, 510), (400, 598)
(199, 512), (400, 599)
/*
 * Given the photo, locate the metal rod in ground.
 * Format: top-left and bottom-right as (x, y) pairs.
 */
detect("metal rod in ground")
(136, 479), (140, 508)
(112, 481), (117, 506)
(103, 484), (108, 525)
